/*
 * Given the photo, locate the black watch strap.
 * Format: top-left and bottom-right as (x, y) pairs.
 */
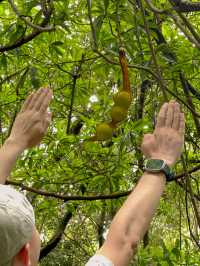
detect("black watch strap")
(162, 164), (175, 182)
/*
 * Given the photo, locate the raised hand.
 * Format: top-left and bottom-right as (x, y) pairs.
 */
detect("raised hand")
(9, 87), (53, 149)
(141, 101), (185, 167)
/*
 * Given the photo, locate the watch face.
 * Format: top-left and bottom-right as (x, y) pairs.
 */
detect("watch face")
(145, 159), (165, 171)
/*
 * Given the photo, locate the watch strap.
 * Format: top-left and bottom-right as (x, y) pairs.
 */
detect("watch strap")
(162, 164), (175, 182)
(144, 159), (175, 182)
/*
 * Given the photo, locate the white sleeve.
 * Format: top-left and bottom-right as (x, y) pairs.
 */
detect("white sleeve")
(85, 254), (114, 266)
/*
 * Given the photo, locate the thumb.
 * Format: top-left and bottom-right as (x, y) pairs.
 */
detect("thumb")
(142, 133), (154, 143)
(141, 133), (155, 155)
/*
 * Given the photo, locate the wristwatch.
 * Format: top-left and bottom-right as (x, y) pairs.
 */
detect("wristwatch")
(144, 159), (175, 182)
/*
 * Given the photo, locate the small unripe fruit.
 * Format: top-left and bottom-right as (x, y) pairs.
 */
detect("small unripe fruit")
(111, 105), (127, 123)
(96, 123), (113, 140)
(113, 91), (131, 109)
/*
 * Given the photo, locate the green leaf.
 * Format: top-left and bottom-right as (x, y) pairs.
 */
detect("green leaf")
(0, 54), (7, 71)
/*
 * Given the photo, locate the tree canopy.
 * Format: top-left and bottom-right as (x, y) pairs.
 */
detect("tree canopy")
(0, 0), (200, 265)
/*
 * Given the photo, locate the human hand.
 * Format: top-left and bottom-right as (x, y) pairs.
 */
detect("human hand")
(141, 101), (185, 167)
(8, 87), (53, 149)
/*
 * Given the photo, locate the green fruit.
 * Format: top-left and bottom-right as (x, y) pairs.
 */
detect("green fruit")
(113, 91), (132, 109)
(96, 123), (113, 140)
(111, 105), (127, 123)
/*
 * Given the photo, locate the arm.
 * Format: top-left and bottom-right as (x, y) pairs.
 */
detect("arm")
(0, 138), (26, 185)
(96, 101), (185, 266)
(0, 87), (52, 184)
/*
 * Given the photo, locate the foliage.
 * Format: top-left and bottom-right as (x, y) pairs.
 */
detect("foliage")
(0, 0), (200, 265)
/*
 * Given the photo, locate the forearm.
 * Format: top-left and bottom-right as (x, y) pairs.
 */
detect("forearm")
(100, 172), (166, 265)
(0, 138), (25, 184)
(112, 171), (166, 236)
(97, 101), (184, 266)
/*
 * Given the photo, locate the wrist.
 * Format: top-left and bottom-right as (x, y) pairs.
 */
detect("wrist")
(143, 171), (167, 183)
(4, 137), (27, 154)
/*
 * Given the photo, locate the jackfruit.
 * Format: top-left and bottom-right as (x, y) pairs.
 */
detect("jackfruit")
(113, 91), (132, 109)
(96, 123), (113, 140)
(111, 105), (127, 123)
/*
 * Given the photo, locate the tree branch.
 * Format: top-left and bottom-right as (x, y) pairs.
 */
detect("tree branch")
(66, 54), (85, 134)
(144, 0), (200, 49)
(139, 0), (168, 100)
(8, 0), (54, 32)
(39, 210), (73, 260)
(0, 0), (53, 53)
(144, 0), (166, 14)
(6, 164), (200, 201)
(172, 0), (200, 13)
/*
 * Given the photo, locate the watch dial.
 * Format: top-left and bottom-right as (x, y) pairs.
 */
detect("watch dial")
(146, 159), (164, 171)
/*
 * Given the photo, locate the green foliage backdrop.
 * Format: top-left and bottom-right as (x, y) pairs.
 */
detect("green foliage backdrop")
(0, 0), (199, 265)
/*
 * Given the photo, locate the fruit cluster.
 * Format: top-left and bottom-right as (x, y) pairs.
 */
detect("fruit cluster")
(92, 48), (132, 141)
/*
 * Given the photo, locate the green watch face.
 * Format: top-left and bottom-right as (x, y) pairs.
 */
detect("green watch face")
(145, 159), (165, 171)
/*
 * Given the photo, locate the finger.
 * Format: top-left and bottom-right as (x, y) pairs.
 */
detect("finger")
(43, 112), (52, 132)
(172, 102), (180, 130)
(156, 103), (168, 128)
(165, 101), (175, 127)
(28, 88), (44, 109)
(34, 88), (50, 111)
(39, 90), (53, 114)
(46, 112), (52, 123)
(20, 92), (34, 112)
(179, 113), (185, 135)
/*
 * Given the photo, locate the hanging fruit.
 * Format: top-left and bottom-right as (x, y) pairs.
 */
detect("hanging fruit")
(90, 48), (132, 141)
(95, 123), (113, 141)
(111, 105), (128, 123)
(113, 91), (132, 109)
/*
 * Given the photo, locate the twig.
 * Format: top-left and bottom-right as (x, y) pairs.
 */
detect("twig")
(144, 0), (200, 49)
(66, 54), (85, 134)
(145, 0), (166, 14)
(87, 0), (97, 49)
(115, 0), (123, 47)
(176, 12), (200, 44)
(8, 0), (54, 32)
(179, 72), (200, 135)
(168, 13), (200, 49)
(0, 1), (53, 53)
(87, 0), (163, 81)
(0, 67), (28, 86)
(138, 0), (168, 100)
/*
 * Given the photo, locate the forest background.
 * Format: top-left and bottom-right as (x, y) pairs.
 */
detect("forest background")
(0, 0), (200, 265)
